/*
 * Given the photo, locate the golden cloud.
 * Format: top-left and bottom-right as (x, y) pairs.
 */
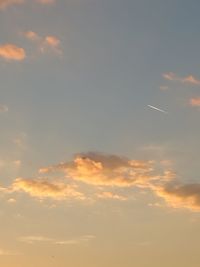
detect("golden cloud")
(97, 191), (127, 201)
(163, 72), (200, 86)
(0, 44), (26, 61)
(154, 183), (200, 212)
(39, 152), (172, 187)
(12, 178), (85, 200)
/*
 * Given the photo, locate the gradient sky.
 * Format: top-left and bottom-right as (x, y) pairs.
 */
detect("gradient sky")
(1, 0), (200, 266)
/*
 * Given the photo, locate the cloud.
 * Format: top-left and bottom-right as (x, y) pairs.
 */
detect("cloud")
(0, 0), (23, 9)
(39, 152), (171, 187)
(12, 178), (85, 200)
(97, 191), (127, 201)
(154, 183), (200, 212)
(0, 104), (8, 113)
(24, 31), (62, 55)
(0, 248), (20, 256)
(20, 235), (95, 245)
(189, 97), (200, 107)
(0, 44), (26, 61)
(163, 72), (200, 86)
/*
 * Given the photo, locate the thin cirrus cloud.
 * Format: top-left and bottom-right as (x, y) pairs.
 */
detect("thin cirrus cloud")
(24, 31), (62, 55)
(0, 44), (26, 61)
(96, 191), (127, 201)
(0, 0), (23, 9)
(189, 97), (200, 107)
(163, 72), (200, 86)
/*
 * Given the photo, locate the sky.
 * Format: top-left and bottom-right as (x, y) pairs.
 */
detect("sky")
(1, 0), (200, 266)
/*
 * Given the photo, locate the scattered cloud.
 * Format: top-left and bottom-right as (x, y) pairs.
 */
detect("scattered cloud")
(163, 72), (200, 86)
(0, 44), (26, 61)
(24, 31), (62, 55)
(160, 85), (169, 91)
(189, 97), (200, 107)
(0, 0), (23, 9)
(0, 104), (8, 113)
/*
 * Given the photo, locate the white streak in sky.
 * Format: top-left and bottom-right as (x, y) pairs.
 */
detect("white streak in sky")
(147, 105), (168, 114)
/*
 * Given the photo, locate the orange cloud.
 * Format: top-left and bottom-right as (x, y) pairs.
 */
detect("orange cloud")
(24, 31), (62, 55)
(0, 0), (23, 9)
(0, 44), (25, 61)
(39, 152), (172, 187)
(154, 183), (200, 212)
(12, 178), (85, 200)
(190, 97), (200, 107)
(163, 72), (200, 86)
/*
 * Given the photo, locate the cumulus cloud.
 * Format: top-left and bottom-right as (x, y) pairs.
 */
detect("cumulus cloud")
(163, 72), (200, 86)
(39, 152), (170, 187)
(154, 183), (200, 212)
(0, 0), (23, 9)
(12, 178), (85, 200)
(0, 44), (25, 61)
(189, 97), (200, 107)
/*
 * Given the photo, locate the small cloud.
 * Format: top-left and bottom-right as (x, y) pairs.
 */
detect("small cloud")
(163, 72), (200, 86)
(0, 248), (21, 256)
(0, 0), (23, 9)
(97, 191), (127, 201)
(189, 97), (200, 107)
(0, 44), (26, 61)
(24, 31), (62, 55)
(0, 104), (8, 113)
(7, 198), (17, 203)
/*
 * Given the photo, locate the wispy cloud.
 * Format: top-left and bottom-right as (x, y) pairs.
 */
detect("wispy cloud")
(24, 31), (62, 55)
(12, 178), (85, 200)
(19, 235), (95, 245)
(97, 191), (127, 201)
(163, 72), (200, 86)
(0, 44), (26, 61)
(0, 248), (21, 256)
(189, 97), (200, 107)
(0, 0), (23, 9)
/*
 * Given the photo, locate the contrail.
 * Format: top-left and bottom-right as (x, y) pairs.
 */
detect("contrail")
(147, 105), (168, 114)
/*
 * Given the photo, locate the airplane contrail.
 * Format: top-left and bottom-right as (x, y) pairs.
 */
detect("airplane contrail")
(147, 105), (168, 114)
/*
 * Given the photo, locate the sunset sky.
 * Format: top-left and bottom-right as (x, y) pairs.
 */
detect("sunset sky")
(1, 0), (200, 266)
